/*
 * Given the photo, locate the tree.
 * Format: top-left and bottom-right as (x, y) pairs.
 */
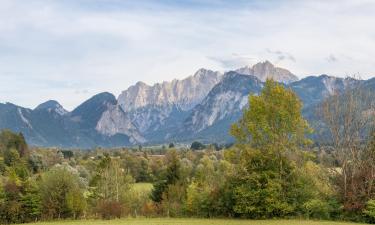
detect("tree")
(191, 141), (205, 150)
(90, 154), (133, 218)
(3, 148), (20, 167)
(168, 143), (175, 148)
(90, 155), (133, 202)
(230, 79), (314, 218)
(364, 199), (375, 223)
(20, 180), (42, 222)
(151, 150), (181, 204)
(0, 130), (28, 157)
(60, 150), (74, 160)
(320, 86), (375, 213)
(231, 79), (311, 152)
(39, 166), (86, 219)
(186, 155), (234, 217)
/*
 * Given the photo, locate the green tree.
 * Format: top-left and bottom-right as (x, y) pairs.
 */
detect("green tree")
(39, 166), (86, 219)
(151, 150), (181, 203)
(90, 155), (133, 202)
(231, 79), (311, 154)
(0, 130), (28, 157)
(90, 154), (133, 218)
(191, 141), (206, 150)
(3, 148), (20, 167)
(230, 79), (314, 218)
(364, 199), (375, 223)
(20, 180), (42, 222)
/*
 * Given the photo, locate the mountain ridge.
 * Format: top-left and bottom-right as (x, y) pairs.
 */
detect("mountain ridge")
(0, 62), (373, 147)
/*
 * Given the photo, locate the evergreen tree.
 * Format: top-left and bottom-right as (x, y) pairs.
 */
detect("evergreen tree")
(151, 150), (181, 203)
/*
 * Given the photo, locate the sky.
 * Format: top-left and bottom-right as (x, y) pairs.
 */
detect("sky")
(0, 0), (375, 110)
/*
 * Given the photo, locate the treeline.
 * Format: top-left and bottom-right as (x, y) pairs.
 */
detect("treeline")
(0, 80), (375, 223)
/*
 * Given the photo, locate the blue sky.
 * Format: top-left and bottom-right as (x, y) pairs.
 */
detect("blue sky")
(0, 0), (374, 110)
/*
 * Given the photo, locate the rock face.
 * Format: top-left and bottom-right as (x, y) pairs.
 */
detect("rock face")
(118, 68), (222, 112)
(183, 72), (263, 133)
(236, 61), (298, 84)
(96, 104), (145, 144)
(116, 68), (223, 141)
(69, 92), (143, 146)
(70, 92), (117, 129)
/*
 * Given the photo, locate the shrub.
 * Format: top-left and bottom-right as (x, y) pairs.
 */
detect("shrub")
(364, 199), (375, 223)
(303, 199), (330, 219)
(96, 200), (123, 219)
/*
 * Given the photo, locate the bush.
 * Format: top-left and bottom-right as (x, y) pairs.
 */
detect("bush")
(303, 199), (330, 219)
(96, 200), (123, 219)
(364, 199), (375, 223)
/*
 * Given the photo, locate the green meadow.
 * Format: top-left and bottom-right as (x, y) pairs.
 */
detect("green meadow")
(18, 218), (366, 225)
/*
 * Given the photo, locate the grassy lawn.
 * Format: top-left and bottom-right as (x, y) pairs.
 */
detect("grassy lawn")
(19, 218), (367, 225)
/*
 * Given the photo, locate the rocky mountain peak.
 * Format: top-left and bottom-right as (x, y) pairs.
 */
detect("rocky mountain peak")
(35, 100), (68, 115)
(236, 60), (298, 84)
(193, 68), (215, 77)
(135, 81), (148, 87)
(118, 68), (222, 112)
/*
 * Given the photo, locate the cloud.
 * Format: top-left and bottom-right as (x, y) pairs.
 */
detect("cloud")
(207, 53), (257, 69)
(326, 54), (338, 63)
(0, 0), (375, 109)
(265, 49), (296, 63)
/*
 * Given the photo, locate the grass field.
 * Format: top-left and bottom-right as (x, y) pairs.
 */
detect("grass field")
(132, 182), (153, 193)
(18, 218), (367, 225)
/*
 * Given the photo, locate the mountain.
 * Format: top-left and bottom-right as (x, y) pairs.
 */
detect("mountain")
(96, 104), (145, 144)
(236, 60), (298, 84)
(0, 103), (35, 140)
(174, 73), (366, 144)
(66, 92), (143, 147)
(35, 100), (68, 115)
(118, 68), (222, 111)
(0, 61), (373, 148)
(116, 68), (223, 141)
(182, 72), (263, 134)
(70, 92), (117, 129)
(0, 93), (139, 148)
(0, 101), (76, 147)
(289, 75), (360, 108)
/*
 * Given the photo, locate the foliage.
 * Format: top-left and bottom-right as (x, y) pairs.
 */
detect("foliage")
(151, 150), (181, 203)
(190, 141), (206, 150)
(303, 199), (330, 219)
(364, 199), (375, 223)
(39, 166), (86, 219)
(96, 200), (123, 219)
(229, 80), (325, 219)
(0, 81), (373, 225)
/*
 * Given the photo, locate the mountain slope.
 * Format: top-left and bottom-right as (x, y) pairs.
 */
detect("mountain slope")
(289, 75), (360, 108)
(173, 74), (363, 144)
(182, 72), (263, 134)
(0, 93), (140, 148)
